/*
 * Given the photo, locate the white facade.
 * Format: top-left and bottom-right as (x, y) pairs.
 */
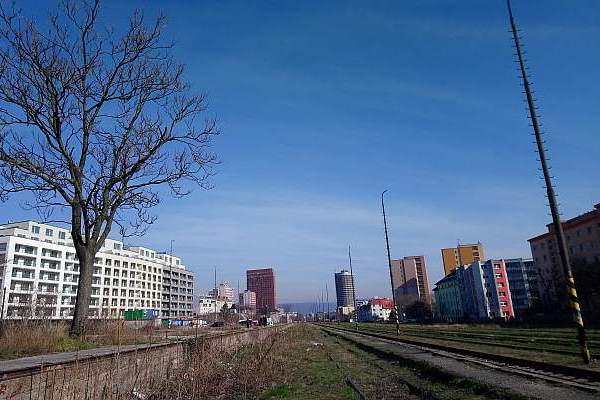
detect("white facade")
(0, 221), (194, 319)
(195, 296), (232, 315)
(357, 299), (393, 322)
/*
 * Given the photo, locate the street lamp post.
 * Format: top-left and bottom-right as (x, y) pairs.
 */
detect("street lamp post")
(168, 240), (174, 324)
(381, 190), (400, 335)
(348, 245), (358, 331)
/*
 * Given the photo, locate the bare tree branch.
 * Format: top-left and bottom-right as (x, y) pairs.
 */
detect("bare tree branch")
(0, 0), (219, 335)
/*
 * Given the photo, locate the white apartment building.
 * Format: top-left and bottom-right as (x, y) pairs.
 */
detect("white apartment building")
(0, 221), (194, 319)
(195, 296), (233, 316)
(356, 298), (393, 322)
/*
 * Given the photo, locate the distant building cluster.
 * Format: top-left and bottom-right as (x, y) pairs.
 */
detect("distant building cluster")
(332, 201), (600, 324)
(195, 268), (277, 318)
(433, 202), (600, 323)
(434, 259), (514, 322)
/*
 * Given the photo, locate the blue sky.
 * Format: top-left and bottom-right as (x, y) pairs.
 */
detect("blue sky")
(3, 1), (600, 302)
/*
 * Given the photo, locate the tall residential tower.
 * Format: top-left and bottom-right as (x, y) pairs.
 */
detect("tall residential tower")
(441, 242), (484, 276)
(334, 270), (355, 310)
(390, 256), (431, 306)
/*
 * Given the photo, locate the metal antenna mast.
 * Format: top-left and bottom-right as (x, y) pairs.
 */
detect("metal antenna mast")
(456, 239), (463, 268)
(507, 0), (590, 364)
(382, 190), (400, 335)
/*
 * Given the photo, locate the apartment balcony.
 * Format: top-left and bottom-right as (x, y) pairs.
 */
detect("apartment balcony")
(39, 262), (60, 270)
(13, 262), (36, 269)
(11, 272), (35, 280)
(15, 247), (37, 256)
(8, 298), (32, 306)
(11, 285), (34, 292)
(41, 251), (62, 259)
(38, 275), (60, 282)
(38, 286), (59, 294)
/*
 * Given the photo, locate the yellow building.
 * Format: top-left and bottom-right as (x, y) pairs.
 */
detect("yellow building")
(441, 243), (484, 276)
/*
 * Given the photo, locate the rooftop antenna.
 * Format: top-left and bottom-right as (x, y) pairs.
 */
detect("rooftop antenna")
(507, 0), (590, 363)
(456, 239), (463, 268)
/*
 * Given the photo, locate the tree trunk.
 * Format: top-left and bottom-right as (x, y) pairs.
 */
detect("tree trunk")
(69, 246), (94, 337)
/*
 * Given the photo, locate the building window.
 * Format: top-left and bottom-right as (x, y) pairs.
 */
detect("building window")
(32, 226), (40, 234)
(59, 231), (66, 240)
(45, 229), (53, 236)
(494, 273), (502, 278)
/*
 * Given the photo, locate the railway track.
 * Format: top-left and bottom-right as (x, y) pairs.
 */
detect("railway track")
(320, 324), (600, 394)
(353, 326), (596, 357)
(363, 327), (600, 349)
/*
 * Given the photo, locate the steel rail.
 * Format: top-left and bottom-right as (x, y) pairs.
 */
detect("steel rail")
(319, 324), (600, 391)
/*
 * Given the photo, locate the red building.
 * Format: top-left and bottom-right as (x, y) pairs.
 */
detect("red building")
(246, 268), (276, 313)
(486, 259), (514, 320)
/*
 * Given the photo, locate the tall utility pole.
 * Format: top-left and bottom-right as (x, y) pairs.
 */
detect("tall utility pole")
(381, 190), (400, 335)
(507, 0), (590, 364)
(348, 245), (359, 330)
(213, 267), (218, 321)
(321, 290), (324, 319)
(325, 283), (330, 322)
(168, 240), (174, 321)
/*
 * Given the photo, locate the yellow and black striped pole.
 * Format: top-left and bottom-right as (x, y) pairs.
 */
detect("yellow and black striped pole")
(507, 0), (590, 364)
(566, 274), (591, 363)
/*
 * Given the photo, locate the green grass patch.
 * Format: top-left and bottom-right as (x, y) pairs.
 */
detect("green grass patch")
(261, 384), (291, 399)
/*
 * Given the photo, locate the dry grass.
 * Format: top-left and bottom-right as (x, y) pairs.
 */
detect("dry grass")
(0, 320), (93, 359)
(0, 318), (237, 360)
(148, 327), (292, 400)
(0, 319), (166, 359)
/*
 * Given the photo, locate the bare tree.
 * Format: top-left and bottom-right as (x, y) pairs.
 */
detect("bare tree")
(0, 1), (219, 336)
